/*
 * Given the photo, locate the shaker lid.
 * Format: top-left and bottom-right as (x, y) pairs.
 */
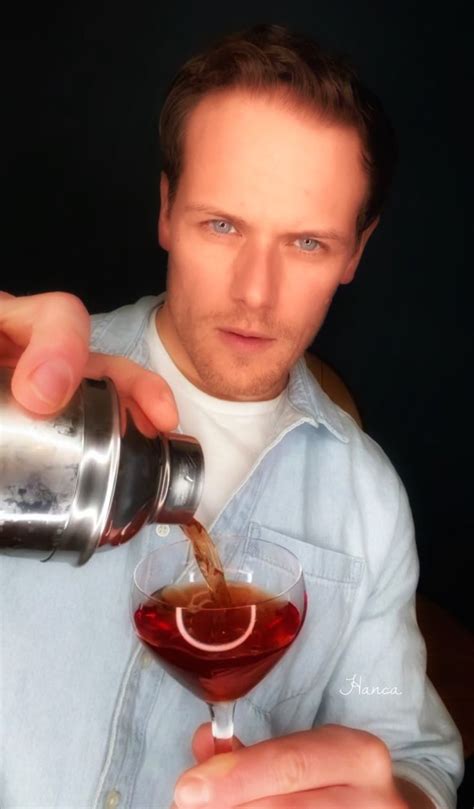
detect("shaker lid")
(152, 433), (204, 525)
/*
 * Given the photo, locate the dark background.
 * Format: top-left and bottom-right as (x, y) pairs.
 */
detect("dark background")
(2, 3), (472, 796)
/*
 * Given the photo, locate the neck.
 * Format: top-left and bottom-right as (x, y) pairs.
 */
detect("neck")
(155, 302), (197, 383)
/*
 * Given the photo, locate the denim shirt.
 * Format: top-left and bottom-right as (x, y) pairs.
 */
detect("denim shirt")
(0, 295), (463, 809)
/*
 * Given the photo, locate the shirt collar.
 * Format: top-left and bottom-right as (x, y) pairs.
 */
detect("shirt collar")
(286, 359), (350, 443)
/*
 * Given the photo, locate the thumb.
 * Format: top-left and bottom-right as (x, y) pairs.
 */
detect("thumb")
(2, 292), (90, 414)
(192, 722), (245, 763)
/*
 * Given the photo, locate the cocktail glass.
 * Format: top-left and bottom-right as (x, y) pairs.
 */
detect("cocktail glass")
(131, 535), (306, 753)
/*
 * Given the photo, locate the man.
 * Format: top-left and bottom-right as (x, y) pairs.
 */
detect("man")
(0, 23), (463, 809)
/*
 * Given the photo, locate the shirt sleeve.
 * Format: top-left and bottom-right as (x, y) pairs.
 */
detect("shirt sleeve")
(313, 476), (464, 809)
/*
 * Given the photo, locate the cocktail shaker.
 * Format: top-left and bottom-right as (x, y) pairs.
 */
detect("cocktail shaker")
(0, 368), (203, 565)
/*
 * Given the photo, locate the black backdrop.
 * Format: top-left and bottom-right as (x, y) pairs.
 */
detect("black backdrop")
(3, 3), (472, 636)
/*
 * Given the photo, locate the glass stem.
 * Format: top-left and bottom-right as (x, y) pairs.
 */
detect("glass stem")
(207, 701), (236, 754)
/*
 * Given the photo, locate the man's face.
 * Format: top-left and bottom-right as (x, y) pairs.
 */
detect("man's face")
(158, 89), (376, 401)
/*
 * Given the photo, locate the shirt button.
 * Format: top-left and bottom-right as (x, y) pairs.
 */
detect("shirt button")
(141, 651), (153, 668)
(155, 524), (170, 537)
(104, 789), (121, 809)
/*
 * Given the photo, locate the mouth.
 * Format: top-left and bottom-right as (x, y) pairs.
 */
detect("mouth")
(223, 328), (273, 339)
(217, 328), (275, 352)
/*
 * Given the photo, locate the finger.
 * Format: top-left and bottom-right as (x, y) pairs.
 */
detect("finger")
(1, 292), (90, 414)
(235, 785), (405, 809)
(172, 785), (399, 809)
(173, 726), (393, 809)
(85, 353), (178, 432)
(192, 723), (244, 764)
(0, 334), (22, 364)
(192, 723), (217, 764)
(236, 790), (319, 809)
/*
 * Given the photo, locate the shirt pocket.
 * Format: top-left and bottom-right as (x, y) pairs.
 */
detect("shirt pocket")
(240, 522), (364, 715)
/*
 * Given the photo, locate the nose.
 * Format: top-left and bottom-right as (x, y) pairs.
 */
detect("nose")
(229, 240), (279, 310)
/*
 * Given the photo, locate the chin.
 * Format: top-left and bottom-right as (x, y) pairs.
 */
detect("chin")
(196, 364), (286, 401)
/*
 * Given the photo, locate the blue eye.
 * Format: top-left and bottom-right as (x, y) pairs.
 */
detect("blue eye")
(297, 237), (320, 252)
(210, 220), (235, 235)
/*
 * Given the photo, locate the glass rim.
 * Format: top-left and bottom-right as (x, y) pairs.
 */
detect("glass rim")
(132, 537), (304, 611)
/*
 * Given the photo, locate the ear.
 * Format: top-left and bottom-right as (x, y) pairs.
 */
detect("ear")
(340, 216), (380, 285)
(158, 172), (171, 251)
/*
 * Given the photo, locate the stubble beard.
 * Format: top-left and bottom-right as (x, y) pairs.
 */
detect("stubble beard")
(173, 312), (296, 400)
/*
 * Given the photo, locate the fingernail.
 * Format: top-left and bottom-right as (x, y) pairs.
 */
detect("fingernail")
(29, 359), (73, 407)
(174, 777), (210, 808)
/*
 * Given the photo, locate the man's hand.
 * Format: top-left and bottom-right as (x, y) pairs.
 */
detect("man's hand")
(0, 291), (178, 430)
(172, 723), (434, 809)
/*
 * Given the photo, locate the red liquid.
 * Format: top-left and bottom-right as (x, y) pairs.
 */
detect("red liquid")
(179, 519), (232, 606)
(134, 581), (305, 702)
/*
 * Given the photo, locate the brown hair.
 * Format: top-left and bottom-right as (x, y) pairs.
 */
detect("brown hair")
(159, 23), (398, 236)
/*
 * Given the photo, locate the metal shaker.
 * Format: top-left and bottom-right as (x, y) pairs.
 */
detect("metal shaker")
(0, 368), (203, 565)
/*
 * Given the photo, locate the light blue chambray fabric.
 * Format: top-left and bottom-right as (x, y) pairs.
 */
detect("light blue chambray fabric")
(0, 295), (463, 809)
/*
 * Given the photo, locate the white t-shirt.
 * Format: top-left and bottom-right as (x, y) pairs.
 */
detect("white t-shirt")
(146, 309), (291, 528)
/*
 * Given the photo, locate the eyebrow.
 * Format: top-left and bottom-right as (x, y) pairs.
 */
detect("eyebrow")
(184, 203), (350, 246)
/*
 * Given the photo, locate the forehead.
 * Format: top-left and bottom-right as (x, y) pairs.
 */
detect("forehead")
(177, 89), (368, 230)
